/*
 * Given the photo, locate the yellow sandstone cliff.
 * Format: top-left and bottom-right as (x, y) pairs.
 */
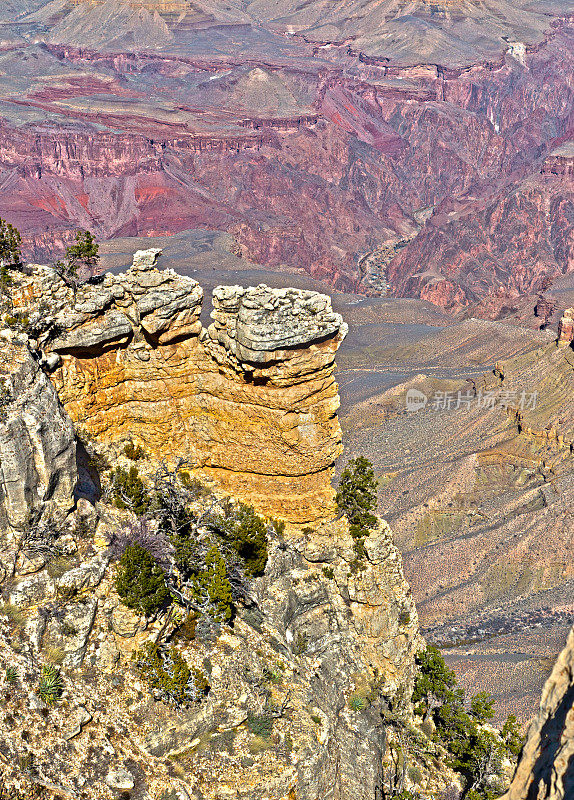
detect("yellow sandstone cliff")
(10, 249), (348, 523)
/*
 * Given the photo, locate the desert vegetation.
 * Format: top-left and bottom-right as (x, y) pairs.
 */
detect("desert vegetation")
(413, 646), (524, 799)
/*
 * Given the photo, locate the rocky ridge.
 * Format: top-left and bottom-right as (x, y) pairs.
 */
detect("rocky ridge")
(0, 501), (436, 800)
(8, 249), (348, 524)
(503, 625), (574, 799)
(0, 254), (463, 799)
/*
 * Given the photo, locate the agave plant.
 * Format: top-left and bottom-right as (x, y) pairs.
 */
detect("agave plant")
(348, 693), (369, 712)
(5, 666), (17, 684)
(38, 665), (63, 706)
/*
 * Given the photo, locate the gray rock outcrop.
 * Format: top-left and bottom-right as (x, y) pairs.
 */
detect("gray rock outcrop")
(209, 283), (347, 364)
(0, 336), (76, 533)
(504, 626), (574, 800)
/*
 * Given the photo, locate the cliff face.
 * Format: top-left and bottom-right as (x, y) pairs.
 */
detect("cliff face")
(504, 626), (574, 800)
(0, 336), (76, 536)
(0, 255), (454, 800)
(0, 500), (435, 800)
(9, 249), (347, 523)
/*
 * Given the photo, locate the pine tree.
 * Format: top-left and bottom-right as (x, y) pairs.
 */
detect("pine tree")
(0, 219), (22, 269)
(336, 456), (378, 568)
(336, 456), (378, 532)
(56, 229), (99, 286)
(64, 229), (99, 274)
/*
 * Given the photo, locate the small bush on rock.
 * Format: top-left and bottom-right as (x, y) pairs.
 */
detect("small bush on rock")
(56, 229), (99, 285)
(38, 665), (63, 706)
(219, 503), (269, 577)
(348, 693), (369, 712)
(5, 666), (17, 684)
(123, 440), (146, 461)
(0, 218), (22, 274)
(110, 465), (150, 515)
(192, 546), (234, 622)
(246, 712), (274, 738)
(115, 543), (170, 617)
(135, 642), (209, 706)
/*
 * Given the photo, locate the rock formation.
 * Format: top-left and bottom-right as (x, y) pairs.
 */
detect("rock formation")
(0, 334), (76, 535)
(503, 626), (574, 800)
(0, 254), (464, 798)
(8, 249), (347, 523)
(557, 308), (574, 347)
(0, 496), (445, 800)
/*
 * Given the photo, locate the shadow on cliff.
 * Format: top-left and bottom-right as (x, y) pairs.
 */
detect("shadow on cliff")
(526, 683), (574, 799)
(74, 437), (102, 505)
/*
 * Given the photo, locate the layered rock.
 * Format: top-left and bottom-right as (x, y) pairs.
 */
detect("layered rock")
(9, 250), (347, 523)
(0, 11), (572, 306)
(557, 308), (574, 347)
(503, 626), (574, 800)
(0, 335), (76, 535)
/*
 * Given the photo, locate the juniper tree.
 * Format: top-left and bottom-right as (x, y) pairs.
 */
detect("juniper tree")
(64, 229), (99, 274)
(336, 456), (378, 567)
(0, 219), (22, 294)
(219, 503), (269, 577)
(192, 545), (234, 622)
(115, 543), (170, 617)
(56, 229), (99, 287)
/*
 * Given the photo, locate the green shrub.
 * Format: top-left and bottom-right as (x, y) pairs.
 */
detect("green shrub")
(414, 645), (521, 798)
(38, 665), (63, 706)
(322, 566), (335, 579)
(0, 218), (22, 271)
(178, 470), (210, 499)
(336, 456), (378, 568)
(295, 632), (308, 656)
(57, 229), (99, 280)
(0, 603), (25, 628)
(262, 665), (283, 685)
(5, 666), (17, 684)
(135, 642), (208, 706)
(115, 543), (170, 617)
(246, 712), (274, 738)
(222, 504), (268, 577)
(348, 693), (368, 712)
(192, 546), (234, 622)
(110, 465), (150, 515)
(470, 691), (495, 723)
(502, 713), (525, 757)
(123, 440), (146, 461)
(412, 645), (457, 719)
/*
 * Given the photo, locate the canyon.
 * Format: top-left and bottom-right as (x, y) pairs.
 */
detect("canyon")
(0, 1), (570, 312)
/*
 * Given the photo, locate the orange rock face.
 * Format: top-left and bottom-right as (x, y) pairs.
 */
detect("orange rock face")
(13, 250), (347, 523)
(557, 307), (574, 347)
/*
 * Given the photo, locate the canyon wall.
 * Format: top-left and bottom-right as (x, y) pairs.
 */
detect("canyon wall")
(504, 626), (574, 800)
(0, 335), (76, 536)
(0, 8), (572, 311)
(9, 249), (347, 523)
